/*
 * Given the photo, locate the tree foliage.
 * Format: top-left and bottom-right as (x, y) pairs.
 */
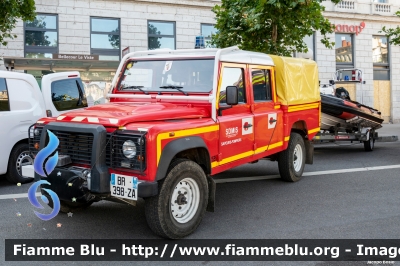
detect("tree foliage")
(25, 16), (51, 46)
(211, 0), (341, 56)
(381, 10), (400, 45)
(108, 28), (120, 49)
(148, 24), (161, 50)
(0, 0), (36, 46)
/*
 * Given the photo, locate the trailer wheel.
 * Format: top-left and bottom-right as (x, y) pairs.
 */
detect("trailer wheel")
(278, 132), (306, 182)
(145, 159), (208, 239)
(363, 137), (374, 152)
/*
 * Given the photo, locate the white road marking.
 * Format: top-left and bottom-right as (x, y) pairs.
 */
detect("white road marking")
(214, 164), (400, 183)
(0, 192), (41, 200)
(2, 165), (400, 198)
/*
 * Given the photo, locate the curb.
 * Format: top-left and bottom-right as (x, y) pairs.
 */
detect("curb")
(376, 135), (398, 142)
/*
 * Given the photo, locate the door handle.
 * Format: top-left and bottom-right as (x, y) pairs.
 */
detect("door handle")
(269, 118), (277, 124)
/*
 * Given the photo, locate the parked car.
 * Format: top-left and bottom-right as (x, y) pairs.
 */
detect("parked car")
(0, 71), (87, 184)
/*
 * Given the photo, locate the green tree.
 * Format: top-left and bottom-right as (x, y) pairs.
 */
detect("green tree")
(211, 0), (341, 56)
(0, 0), (36, 46)
(25, 16), (51, 46)
(108, 28), (120, 49)
(148, 24), (161, 50)
(381, 10), (400, 45)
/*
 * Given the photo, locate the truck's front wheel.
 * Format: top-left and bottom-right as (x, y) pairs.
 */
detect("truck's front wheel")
(278, 132), (305, 182)
(145, 159), (208, 239)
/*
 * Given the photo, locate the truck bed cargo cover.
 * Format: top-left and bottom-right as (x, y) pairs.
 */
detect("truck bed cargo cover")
(269, 55), (320, 105)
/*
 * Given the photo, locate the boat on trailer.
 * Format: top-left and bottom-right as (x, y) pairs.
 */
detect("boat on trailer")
(320, 93), (383, 132)
(314, 68), (383, 151)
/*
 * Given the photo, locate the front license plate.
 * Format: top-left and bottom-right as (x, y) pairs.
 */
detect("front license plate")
(110, 173), (138, 200)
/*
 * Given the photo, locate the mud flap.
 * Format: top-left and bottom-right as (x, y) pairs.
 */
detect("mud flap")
(206, 176), (216, 212)
(305, 139), (314, 165)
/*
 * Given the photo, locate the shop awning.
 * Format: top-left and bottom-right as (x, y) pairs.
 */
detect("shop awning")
(3, 57), (119, 72)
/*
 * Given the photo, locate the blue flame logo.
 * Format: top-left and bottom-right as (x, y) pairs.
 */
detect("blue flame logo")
(28, 130), (60, 221)
(34, 130), (59, 177)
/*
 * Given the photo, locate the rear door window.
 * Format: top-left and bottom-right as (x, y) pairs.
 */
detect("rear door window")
(0, 78), (10, 111)
(51, 78), (88, 111)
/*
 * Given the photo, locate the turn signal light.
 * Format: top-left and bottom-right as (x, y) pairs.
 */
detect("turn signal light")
(137, 155), (145, 161)
(34, 143), (40, 150)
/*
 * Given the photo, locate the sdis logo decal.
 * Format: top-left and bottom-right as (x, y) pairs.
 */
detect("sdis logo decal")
(28, 130), (61, 221)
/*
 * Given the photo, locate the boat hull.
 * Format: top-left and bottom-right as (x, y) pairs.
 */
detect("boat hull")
(320, 94), (383, 130)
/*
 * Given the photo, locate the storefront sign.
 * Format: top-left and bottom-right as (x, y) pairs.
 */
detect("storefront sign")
(335, 22), (366, 36)
(52, 54), (99, 60)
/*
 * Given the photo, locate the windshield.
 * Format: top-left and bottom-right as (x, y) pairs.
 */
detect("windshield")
(118, 59), (215, 93)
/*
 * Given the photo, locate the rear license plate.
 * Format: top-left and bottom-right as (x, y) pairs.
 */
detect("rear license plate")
(110, 173), (138, 200)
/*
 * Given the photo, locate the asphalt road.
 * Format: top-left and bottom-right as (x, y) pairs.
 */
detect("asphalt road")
(0, 140), (399, 266)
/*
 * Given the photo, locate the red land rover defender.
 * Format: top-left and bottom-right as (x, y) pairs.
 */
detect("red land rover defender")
(28, 46), (321, 238)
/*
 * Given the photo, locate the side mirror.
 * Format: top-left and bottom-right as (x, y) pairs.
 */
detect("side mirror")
(329, 80), (335, 85)
(226, 86), (238, 105)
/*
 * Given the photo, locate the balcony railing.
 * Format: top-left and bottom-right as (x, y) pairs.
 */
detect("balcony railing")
(336, 0), (355, 10)
(373, 2), (391, 14)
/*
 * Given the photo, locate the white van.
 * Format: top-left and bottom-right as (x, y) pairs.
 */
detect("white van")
(0, 71), (87, 184)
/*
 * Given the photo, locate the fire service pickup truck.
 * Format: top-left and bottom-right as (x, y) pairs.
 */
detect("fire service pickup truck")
(26, 46), (321, 238)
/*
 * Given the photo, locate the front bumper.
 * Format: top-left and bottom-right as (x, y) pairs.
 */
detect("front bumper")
(34, 167), (158, 202)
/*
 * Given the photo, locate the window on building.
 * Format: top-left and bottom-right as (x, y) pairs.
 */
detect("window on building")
(219, 67), (246, 104)
(91, 17), (120, 60)
(0, 78), (10, 112)
(24, 14), (58, 58)
(294, 33), (315, 60)
(374, 0), (388, 3)
(201, 24), (216, 47)
(335, 33), (354, 68)
(51, 78), (88, 111)
(251, 69), (272, 101)
(373, 36), (390, 80)
(148, 21), (175, 50)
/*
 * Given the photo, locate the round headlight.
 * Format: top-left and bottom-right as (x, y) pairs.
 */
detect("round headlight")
(122, 140), (137, 159)
(34, 128), (40, 136)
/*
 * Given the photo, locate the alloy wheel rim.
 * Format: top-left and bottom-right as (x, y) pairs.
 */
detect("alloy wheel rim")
(16, 151), (33, 177)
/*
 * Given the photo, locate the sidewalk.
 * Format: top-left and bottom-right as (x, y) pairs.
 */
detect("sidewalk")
(376, 123), (400, 142)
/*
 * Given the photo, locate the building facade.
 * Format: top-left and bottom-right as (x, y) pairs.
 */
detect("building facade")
(0, 0), (399, 122)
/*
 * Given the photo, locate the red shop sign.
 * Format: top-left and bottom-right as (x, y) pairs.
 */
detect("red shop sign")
(335, 22), (366, 35)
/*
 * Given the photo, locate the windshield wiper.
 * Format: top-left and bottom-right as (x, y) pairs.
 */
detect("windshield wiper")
(159, 85), (188, 96)
(120, 85), (149, 95)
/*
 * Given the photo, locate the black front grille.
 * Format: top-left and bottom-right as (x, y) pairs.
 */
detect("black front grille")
(55, 131), (93, 165)
(30, 125), (146, 172)
(29, 125), (93, 165)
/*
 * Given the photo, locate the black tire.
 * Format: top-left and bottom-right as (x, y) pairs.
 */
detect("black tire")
(5, 143), (34, 184)
(364, 137), (375, 152)
(145, 159), (208, 239)
(278, 132), (306, 182)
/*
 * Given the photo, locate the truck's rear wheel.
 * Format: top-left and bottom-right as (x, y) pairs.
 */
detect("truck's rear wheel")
(278, 132), (305, 182)
(6, 143), (34, 184)
(145, 159), (208, 239)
